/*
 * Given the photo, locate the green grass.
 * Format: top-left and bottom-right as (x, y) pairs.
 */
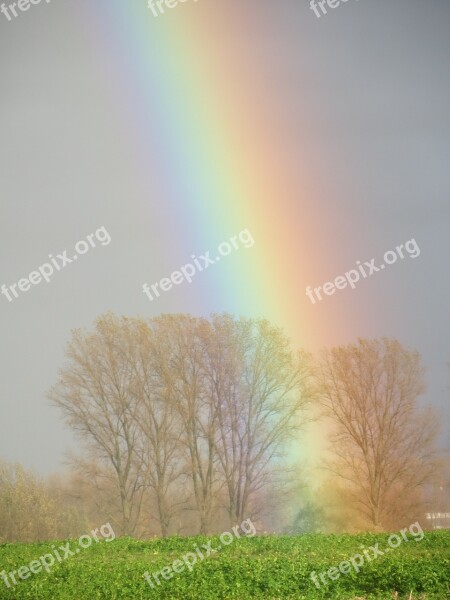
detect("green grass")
(0, 531), (448, 599)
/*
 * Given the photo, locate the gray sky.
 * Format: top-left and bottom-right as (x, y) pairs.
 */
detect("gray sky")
(1, 0), (449, 473)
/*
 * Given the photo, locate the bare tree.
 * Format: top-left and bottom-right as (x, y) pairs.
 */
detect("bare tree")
(49, 314), (147, 536)
(202, 314), (312, 525)
(49, 312), (313, 536)
(316, 338), (439, 530)
(156, 315), (220, 535)
(127, 318), (185, 536)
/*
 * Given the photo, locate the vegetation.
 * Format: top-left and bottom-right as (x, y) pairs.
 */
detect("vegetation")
(48, 313), (312, 537)
(1, 315), (448, 600)
(0, 531), (448, 599)
(316, 338), (439, 530)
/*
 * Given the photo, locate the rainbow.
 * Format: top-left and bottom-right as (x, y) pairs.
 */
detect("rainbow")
(70, 0), (327, 356)
(66, 0), (332, 470)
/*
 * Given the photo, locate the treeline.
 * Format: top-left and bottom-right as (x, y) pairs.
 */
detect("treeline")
(1, 313), (448, 541)
(49, 313), (312, 538)
(0, 462), (85, 543)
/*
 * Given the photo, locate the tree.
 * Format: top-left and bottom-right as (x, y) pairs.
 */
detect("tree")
(155, 314), (221, 535)
(49, 314), (147, 536)
(0, 461), (84, 542)
(50, 312), (313, 536)
(292, 502), (325, 534)
(203, 314), (312, 525)
(316, 338), (439, 530)
(149, 314), (312, 531)
(127, 318), (185, 536)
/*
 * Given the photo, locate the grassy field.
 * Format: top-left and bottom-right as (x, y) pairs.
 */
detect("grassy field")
(0, 531), (448, 599)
